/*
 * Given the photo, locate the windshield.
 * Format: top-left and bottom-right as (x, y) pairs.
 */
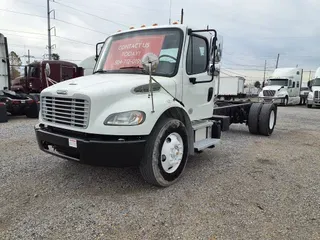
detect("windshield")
(94, 28), (183, 77)
(268, 79), (288, 86)
(311, 78), (320, 86)
(27, 66), (40, 78)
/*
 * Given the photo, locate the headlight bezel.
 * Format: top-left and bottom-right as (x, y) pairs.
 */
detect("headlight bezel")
(103, 110), (146, 126)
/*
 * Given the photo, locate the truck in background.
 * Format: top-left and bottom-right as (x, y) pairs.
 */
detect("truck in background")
(258, 67), (303, 106)
(0, 32), (84, 120)
(11, 60), (84, 96)
(34, 24), (278, 187)
(306, 67), (320, 108)
(215, 76), (246, 100)
(79, 55), (96, 76)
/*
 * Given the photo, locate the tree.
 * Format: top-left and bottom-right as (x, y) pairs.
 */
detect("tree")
(254, 81), (261, 89)
(52, 53), (60, 60)
(9, 51), (22, 80)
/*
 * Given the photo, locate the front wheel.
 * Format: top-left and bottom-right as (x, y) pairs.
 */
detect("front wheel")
(139, 118), (189, 187)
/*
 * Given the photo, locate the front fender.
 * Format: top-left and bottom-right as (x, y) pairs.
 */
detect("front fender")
(91, 93), (188, 136)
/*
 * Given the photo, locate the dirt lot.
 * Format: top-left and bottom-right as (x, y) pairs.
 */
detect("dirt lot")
(0, 106), (319, 240)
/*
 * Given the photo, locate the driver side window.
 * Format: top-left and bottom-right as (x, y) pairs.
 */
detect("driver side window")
(186, 35), (208, 75)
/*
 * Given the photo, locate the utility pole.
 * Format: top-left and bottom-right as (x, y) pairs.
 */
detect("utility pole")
(168, 0), (172, 24)
(22, 49), (35, 64)
(47, 0), (56, 60)
(275, 53), (280, 68)
(180, 8), (184, 24)
(47, 0), (52, 60)
(263, 60), (267, 82)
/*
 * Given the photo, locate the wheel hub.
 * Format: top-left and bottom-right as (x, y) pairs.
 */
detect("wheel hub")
(160, 132), (184, 173)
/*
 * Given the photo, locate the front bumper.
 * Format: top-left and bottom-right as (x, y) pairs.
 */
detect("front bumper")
(258, 96), (285, 104)
(34, 124), (147, 167)
(307, 99), (320, 106)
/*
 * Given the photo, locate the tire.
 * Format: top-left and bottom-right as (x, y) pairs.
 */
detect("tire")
(139, 117), (189, 187)
(248, 102), (263, 134)
(25, 95), (39, 118)
(258, 103), (277, 136)
(307, 104), (312, 108)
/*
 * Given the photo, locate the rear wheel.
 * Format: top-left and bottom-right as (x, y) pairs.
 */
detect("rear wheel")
(248, 102), (263, 134)
(139, 118), (189, 187)
(258, 104), (277, 136)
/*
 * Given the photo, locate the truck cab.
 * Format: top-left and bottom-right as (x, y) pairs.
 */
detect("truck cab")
(259, 68), (303, 105)
(11, 60), (84, 94)
(306, 74), (320, 108)
(34, 24), (277, 187)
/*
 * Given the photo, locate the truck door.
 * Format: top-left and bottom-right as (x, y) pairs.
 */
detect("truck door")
(182, 34), (214, 120)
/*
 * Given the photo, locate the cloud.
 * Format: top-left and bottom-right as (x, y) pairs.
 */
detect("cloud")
(1, 0), (319, 82)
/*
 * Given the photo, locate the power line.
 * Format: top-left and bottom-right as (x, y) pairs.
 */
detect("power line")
(14, 0), (46, 8)
(0, 8), (47, 19)
(0, 28), (47, 36)
(54, 36), (95, 46)
(54, 19), (110, 35)
(53, 1), (128, 27)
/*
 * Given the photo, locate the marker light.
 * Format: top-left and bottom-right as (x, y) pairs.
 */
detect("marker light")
(152, 23), (158, 26)
(129, 26), (134, 29)
(141, 24), (146, 28)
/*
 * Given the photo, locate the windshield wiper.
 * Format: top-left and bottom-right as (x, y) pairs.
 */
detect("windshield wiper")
(119, 66), (145, 71)
(93, 69), (109, 74)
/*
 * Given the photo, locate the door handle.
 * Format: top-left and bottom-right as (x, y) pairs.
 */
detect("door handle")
(189, 77), (196, 84)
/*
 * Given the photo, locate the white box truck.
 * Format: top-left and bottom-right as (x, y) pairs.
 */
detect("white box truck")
(259, 67), (303, 106)
(215, 76), (246, 100)
(34, 24), (278, 187)
(306, 67), (320, 108)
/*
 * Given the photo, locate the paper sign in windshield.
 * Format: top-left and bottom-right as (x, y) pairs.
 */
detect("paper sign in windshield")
(104, 35), (165, 70)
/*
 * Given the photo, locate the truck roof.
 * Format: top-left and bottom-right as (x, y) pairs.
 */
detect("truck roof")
(271, 67), (302, 78)
(29, 60), (78, 67)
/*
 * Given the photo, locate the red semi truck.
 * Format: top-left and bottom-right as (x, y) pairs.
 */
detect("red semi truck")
(0, 33), (84, 120)
(11, 60), (84, 94)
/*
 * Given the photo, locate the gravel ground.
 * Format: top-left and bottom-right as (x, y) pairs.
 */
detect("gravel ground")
(0, 106), (320, 240)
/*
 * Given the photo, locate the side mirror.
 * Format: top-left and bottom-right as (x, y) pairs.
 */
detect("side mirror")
(45, 63), (51, 77)
(141, 53), (159, 73)
(95, 41), (104, 62)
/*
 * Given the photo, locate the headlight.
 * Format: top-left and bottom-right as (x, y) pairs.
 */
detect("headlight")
(277, 93), (285, 97)
(104, 110), (145, 126)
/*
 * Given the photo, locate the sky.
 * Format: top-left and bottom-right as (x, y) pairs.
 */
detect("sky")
(1, 0), (320, 83)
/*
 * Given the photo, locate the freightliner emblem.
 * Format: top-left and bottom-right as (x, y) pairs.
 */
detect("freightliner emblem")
(56, 90), (68, 95)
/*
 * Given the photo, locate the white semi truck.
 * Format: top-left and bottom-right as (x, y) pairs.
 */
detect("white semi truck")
(34, 24), (278, 187)
(215, 76), (246, 100)
(259, 68), (303, 106)
(0, 33), (10, 90)
(306, 67), (320, 108)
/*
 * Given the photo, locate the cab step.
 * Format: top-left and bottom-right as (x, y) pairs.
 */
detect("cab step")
(194, 138), (220, 151)
(192, 120), (220, 151)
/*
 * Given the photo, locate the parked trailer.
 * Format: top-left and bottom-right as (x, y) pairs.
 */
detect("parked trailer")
(259, 68), (303, 106)
(34, 24), (278, 187)
(215, 76), (246, 100)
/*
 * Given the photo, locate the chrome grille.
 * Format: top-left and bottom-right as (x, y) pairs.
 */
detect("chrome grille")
(263, 90), (276, 96)
(41, 96), (89, 128)
(314, 90), (319, 99)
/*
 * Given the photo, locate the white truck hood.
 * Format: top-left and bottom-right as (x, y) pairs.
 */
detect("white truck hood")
(263, 85), (284, 91)
(312, 86), (320, 91)
(41, 73), (175, 97)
